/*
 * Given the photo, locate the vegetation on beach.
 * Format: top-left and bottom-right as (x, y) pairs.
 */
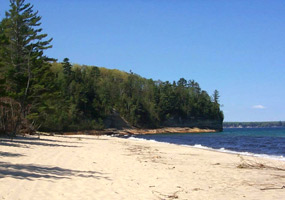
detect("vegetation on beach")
(0, 0), (223, 135)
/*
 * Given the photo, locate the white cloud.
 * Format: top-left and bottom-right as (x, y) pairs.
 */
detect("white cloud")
(252, 105), (266, 109)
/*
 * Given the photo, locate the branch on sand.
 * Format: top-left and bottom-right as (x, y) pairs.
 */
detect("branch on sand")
(237, 155), (285, 171)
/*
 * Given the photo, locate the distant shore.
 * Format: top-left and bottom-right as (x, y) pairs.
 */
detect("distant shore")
(223, 121), (285, 129)
(224, 126), (285, 129)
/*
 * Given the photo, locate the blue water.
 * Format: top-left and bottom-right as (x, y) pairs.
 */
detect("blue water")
(130, 128), (285, 160)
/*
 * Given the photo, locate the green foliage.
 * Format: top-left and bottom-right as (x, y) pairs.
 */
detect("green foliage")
(0, 0), (53, 134)
(38, 61), (223, 131)
(0, 1), (224, 134)
(213, 90), (220, 104)
(49, 63), (223, 130)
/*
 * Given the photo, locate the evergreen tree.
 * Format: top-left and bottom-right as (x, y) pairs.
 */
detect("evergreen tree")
(213, 90), (220, 104)
(62, 58), (72, 76)
(0, 22), (9, 96)
(0, 0), (53, 135)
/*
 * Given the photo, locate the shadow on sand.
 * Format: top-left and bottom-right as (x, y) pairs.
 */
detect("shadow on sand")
(0, 136), (81, 148)
(0, 141), (25, 148)
(0, 161), (110, 180)
(20, 137), (85, 144)
(56, 135), (109, 141)
(0, 151), (25, 157)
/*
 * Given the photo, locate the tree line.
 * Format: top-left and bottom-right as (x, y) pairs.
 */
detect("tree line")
(223, 121), (285, 128)
(0, 0), (223, 135)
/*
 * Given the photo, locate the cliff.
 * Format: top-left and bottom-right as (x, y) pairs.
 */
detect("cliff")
(103, 111), (223, 134)
(162, 117), (223, 132)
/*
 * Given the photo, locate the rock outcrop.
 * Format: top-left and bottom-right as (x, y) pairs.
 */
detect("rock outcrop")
(162, 118), (223, 132)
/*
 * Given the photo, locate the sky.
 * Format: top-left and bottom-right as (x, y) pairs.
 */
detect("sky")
(1, 0), (285, 122)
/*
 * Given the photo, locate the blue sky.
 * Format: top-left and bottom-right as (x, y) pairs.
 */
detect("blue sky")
(1, 0), (285, 122)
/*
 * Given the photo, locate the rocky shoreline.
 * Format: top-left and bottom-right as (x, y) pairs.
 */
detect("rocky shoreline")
(49, 127), (218, 136)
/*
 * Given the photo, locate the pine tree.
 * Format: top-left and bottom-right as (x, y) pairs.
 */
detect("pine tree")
(213, 90), (220, 104)
(0, 0), (53, 135)
(0, 22), (9, 96)
(62, 58), (72, 76)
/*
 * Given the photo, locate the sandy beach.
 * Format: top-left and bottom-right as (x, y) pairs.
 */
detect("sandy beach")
(0, 135), (284, 200)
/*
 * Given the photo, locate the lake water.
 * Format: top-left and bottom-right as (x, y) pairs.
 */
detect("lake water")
(128, 128), (285, 161)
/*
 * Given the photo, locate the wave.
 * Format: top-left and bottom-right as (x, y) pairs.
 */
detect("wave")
(128, 136), (157, 143)
(192, 144), (285, 161)
(128, 136), (285, 161)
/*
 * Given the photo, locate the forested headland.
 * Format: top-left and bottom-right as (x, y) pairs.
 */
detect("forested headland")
(0, 0), (223, 136)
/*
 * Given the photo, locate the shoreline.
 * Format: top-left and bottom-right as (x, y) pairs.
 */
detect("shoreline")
(56, 127), (219, 136)
(127, 136), (285, 162)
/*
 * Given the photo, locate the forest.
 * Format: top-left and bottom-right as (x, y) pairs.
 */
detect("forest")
(0, 0), (223, 135)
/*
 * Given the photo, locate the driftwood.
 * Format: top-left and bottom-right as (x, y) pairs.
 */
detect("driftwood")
(260, 186), (285, 191)
(237, 155), (285, 191)
(237, 155), (285, 171)
(152, 190), (182, 200)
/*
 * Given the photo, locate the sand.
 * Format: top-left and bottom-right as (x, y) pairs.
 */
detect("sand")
(0, 135), (284, 200)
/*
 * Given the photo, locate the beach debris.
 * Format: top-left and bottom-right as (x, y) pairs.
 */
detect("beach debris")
(260, 185), (285, 190)
(192, 188), (202, 191)
(152, 190), (181, 199)
(213, 163), (220, 165)
(237, 155), (285, 171)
